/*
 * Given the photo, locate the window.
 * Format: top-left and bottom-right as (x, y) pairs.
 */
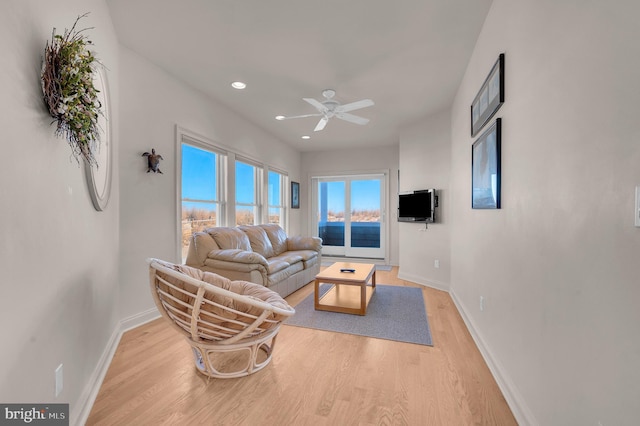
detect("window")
(235, 159), (261, 225)
(181, 143), (224, 259)
(177, 127), (291, 261)
(268, 170), (287, 227)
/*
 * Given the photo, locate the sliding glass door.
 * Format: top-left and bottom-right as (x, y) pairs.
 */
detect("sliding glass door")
(313, 174), (385, 259)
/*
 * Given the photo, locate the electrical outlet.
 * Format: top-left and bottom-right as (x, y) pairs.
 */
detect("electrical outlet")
(55, 364), (63, 398)
(480, 296), (485, 312)
(434, 259), (440, 268)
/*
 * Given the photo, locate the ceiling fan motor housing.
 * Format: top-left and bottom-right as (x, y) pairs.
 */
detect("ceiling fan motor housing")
(323, 100), (339, 116)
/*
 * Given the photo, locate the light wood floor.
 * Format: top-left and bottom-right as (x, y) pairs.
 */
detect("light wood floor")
(87, 267), (516, 425)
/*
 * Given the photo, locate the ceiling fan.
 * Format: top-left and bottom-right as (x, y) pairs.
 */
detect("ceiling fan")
(277, 89), (374, 132)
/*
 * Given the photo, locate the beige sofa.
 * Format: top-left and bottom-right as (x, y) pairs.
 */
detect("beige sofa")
(185, 224), (322, 297)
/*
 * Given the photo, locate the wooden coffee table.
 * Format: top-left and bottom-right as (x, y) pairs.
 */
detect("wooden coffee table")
(314, 262), (376, 316)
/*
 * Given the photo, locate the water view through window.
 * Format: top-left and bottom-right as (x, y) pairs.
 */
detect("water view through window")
(316, 175), (384, 259)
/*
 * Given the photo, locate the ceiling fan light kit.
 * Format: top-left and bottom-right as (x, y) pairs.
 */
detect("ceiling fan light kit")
(278, 89), (374, 132)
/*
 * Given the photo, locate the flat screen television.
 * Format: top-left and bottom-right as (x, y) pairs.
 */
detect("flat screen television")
(398, 189), (436, 223)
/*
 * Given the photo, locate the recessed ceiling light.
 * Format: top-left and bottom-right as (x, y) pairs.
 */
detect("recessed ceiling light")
(301, 135), (311, 140)
(231, 81), (246, 89)
(275, 115), (286, 120)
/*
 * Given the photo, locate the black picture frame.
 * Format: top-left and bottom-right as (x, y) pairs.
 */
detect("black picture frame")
(471, 53), (504, 137)
(472, 118), (501, 209)
(291, 181), (300, 209)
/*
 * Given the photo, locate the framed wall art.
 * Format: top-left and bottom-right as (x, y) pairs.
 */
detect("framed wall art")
(291, 181), (300, 209)
(472, 118), (501, 209)
(471, 53), (504, 137)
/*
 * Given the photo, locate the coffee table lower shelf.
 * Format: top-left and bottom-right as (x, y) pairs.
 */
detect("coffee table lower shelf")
(315, 283), (375, 316)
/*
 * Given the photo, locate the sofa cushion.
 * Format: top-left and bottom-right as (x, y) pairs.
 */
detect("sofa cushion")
(240, 225), (275, 258)
(283, 250), (317, 262)
(267, 261), (304, 288)
(266, 259), (290, 275)
(302, 254), (319, 270)
(270, 252), (304, 266)
(204, 258), (266, 275)
(260, 224), (289, 256)
(206, 249), (268, 267)
(208, 227), (252, 251)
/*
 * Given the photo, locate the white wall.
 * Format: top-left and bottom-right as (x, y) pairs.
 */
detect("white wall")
(118, 46), (302, 319)
(398, 109), (451, 289)
(449, 1), (640, 424)
(301, 145), (399, 265)
(0, 1), (120, 423)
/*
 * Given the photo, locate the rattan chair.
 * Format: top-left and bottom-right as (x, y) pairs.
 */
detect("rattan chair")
(148, 258), (295, 378)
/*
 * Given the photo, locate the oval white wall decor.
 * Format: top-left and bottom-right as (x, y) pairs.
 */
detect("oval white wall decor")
(84, 64), (113, 211)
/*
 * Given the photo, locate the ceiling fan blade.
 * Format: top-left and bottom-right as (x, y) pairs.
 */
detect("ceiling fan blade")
(337, 99), (374, 113)
(303, 97), (326, 112)
(336, 112), (369, 125)
(314, 117), (328, 131)
(279, 113), (323, 120)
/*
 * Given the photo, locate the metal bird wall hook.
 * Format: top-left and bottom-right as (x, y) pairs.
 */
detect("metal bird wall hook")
(142, 148), (163, 174)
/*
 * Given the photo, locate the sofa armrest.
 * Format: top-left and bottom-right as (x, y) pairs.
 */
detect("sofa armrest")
(287, 236), (322, 253)
(186, 231), (220, 267)
(207, 249), (268, 267)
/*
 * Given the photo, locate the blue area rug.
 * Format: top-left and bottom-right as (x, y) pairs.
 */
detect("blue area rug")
(285, 285), (432, 346)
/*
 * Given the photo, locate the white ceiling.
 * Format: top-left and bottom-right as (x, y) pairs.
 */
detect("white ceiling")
(106, 0), (492, 152)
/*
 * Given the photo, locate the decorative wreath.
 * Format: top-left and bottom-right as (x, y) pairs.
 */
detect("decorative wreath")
(41, 13), (101, 166)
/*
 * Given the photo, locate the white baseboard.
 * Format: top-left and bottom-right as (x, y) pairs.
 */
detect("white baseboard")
(449, 288), (537, 426)
(70, 324), (122, 426)
(120, 307), (161, 333)
(397, 271), (449, 292)
(72, 307), (160, 426)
